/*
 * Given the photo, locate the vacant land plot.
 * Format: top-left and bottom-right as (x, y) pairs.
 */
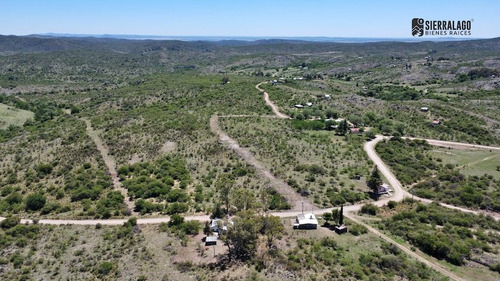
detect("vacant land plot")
(371, 201), (500, 281)
(221, 117), (372, 208)
(430, 147), (500, 179)
(0, 103), (33, 129)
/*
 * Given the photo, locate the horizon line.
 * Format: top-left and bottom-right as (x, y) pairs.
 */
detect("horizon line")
(1, 33), (492, 43)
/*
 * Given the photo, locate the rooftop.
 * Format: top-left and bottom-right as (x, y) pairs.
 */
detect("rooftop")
(296, 213), (318, 225)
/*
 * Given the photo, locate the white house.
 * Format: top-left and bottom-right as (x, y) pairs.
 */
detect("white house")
(210, 218), (227, 233)
(324, 94), (331, 100)
(293, 213), (318, 229)
(306, 102), (313, 107)
(295, 104), (304, 108)
(378, 183), (391, 195)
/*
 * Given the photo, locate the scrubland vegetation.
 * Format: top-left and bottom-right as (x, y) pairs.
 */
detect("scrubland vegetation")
(372, 200), (500, 280)
(222, 117), (371, 207)
(377, 137), (500, 211)
(1, 35), (500, 279)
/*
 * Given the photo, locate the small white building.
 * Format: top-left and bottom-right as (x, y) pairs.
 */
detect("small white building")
(205, 236), (218, 246)
(306, 102), (313, 107)
(420, 107), (429, 112)
(378, 183), (391, 195)
(324, 94), (331, 100)
(210, 218), (228, 233)
(295, 104), (304, 108)
(293, 213), (318, 229)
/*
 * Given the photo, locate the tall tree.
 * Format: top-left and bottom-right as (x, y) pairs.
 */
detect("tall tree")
(339, 205), (344, 226)
(336, 119), (348, 135)
(220, 211), (260, 261)
(331, 209), (340, 225)
(203, 221), (212, 236)
(260, 215), (284, 248)
(216, 175), (234, 214)
(231, 188), (256, 211)
(367, 166), (383, 195)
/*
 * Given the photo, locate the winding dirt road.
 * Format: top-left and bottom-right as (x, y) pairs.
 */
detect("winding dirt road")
(3, 83), (499, 223)
(2, 82), (496, 281)
(256, 82), (291, 119)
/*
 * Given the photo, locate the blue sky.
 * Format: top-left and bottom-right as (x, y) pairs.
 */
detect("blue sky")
(1, 0), (499, 38)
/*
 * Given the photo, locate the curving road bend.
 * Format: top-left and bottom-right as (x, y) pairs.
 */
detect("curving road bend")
(256, 82), (291, 119)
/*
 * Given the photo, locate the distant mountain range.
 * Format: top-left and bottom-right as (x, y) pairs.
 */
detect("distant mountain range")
(33, 33), (485, 43)
(0, 34), (498, 55)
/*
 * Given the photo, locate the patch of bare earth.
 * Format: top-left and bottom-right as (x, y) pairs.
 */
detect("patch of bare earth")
(128, 154), (142, 165)
(160, 141), (176, 154)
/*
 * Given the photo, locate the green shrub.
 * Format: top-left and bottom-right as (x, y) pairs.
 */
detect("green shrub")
(182, 220), (201, 235)
(349, 223), (368, 236)
(387, 201), (398, 209)
(95, 261), (115, 276)
(0, 215), (20, 229)
(360, 203), (378, 215)
(134, 199), (163, 214)
(166, 202), (189, 214)
(25, 193), (46, 211)
(6, 192), (23, 205)
(36, 163), (53, 176)
(10, 252), (23, 268)
(158, 222), (168, 232)
(168, 214), (184, 227)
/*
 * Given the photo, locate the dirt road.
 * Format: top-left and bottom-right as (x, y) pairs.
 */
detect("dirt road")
(2, 85), (497, 280)
(2, 84), (499, 225)
(209, 114), (315, 211)
(18, 214), (212, 226)
(255, 82), (291, 119)
(369, 135), (500, 221)
(82, 117), (135, 213)
(407, 137), (500, 151)
(346, 214), (467, 281)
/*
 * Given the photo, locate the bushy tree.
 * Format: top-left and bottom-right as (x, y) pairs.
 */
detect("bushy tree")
(25, 193), (46, 211)
(260, 215), (284, 248)
(168, 214), (184, 227)
(220, 211), (260, 261)
(0, 215), (20, 229)
(360, 203), (379, 215)
(323, 212), (332, 225)
(182, 220), (201, 235)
